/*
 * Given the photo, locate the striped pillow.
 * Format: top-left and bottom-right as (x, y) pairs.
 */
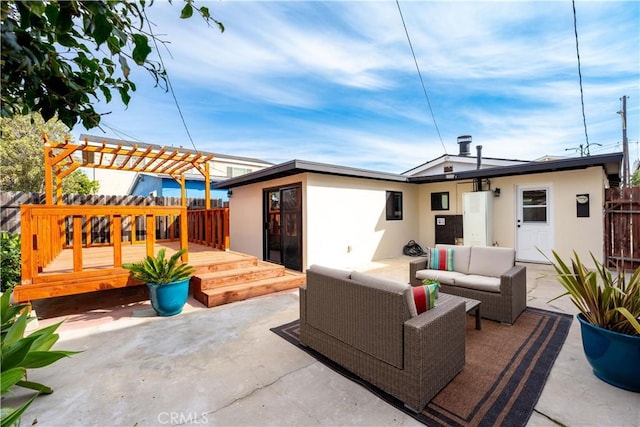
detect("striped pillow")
(429, 247), (454, 271)
(412, 284), (438, 314)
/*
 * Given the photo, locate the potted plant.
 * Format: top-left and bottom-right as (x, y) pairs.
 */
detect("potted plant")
(124, 248), (195, 317)
(547, 250), (640, 392)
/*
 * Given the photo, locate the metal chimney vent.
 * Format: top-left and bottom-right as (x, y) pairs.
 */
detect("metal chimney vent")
(457, 135), (472, 156)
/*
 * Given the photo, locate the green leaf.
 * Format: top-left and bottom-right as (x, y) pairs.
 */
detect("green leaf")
(16, 379), (53, 394)
(131, 34), (151, 65)
(180, 4), (194, 19)
(1, 367), (26, 394)
(118, 87), (131, 106)
(0, 393), (38, 427)
(20, 350), (79, 369)
(92, 13), (112, 46)
(3, 311), (28, 347)
(2, 336), (37, 370)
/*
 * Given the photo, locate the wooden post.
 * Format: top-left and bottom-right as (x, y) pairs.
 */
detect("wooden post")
(146, 214), (155, 258)
(205, 162), (211, 210)
(44, 142), (53, 205)
(224, 207), (230, 250)
(73, 215), (83, 272)
(113, 215), (122, 267)
(180, 208), (188, 262)
(20, 207), (34, 285)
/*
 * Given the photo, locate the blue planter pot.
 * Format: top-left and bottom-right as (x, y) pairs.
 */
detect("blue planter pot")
(577, 313), (640, 392)
(147, 278), (190, 317)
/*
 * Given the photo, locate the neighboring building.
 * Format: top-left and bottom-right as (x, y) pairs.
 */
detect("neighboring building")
(79, 134), (273, 198)
(214, 151), (622, 272)
(403, 136), (527, 177)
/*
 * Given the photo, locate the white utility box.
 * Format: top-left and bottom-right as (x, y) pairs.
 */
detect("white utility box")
(463, 191), (493, 246)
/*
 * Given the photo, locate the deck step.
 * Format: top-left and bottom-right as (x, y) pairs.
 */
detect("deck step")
(194, 272), (306, 307)
(191, 256), (258, 275)
(192, 262), (285, 290)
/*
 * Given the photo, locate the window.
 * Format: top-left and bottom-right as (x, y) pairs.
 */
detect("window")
(522, 189), (547, 222)
(431, 192), (449, 211)
(386, 191), (403, 221)
(226, 166), (252, 178)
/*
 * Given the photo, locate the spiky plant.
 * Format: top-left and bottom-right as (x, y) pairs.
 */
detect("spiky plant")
(547, 250), (640, 336)
(123, 248), (194, 285)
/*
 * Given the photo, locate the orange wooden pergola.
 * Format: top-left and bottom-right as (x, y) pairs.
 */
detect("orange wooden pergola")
(43, 135), (215, 208)
(14, 135), (230, 303)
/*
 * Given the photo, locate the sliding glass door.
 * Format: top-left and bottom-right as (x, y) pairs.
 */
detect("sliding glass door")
(263, 184), (302, 271)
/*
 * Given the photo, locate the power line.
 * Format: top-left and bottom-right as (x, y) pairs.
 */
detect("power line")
(144, 11), (200, 154)
(395, 0), (447, 154)
(572, 0), (590, 155)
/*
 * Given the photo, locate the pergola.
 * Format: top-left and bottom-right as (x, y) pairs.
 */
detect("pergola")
(43, 135), (215, 208)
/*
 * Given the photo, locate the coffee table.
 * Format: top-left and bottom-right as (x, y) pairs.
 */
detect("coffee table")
(440, 293), (482, 330)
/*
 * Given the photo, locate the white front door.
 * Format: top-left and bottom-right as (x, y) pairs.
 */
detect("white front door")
(516, 186), (553, 262)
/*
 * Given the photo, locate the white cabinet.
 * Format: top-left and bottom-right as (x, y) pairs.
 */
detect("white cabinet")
(463, 191), (493, 246)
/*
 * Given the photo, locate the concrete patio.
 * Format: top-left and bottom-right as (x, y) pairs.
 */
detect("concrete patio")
(4, 257), (640, 426)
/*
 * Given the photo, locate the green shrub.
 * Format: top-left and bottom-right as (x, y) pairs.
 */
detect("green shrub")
(0, 292), (81, 426)
(1, 232), (21, 293)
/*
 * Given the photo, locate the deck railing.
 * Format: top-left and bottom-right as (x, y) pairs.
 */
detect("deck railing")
(187, 208), (230, 250)
(20, 205), (188, 285)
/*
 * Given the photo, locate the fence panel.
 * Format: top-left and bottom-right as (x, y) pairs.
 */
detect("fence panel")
(1, 191), (226, 235)
(604, 187), (640, 271)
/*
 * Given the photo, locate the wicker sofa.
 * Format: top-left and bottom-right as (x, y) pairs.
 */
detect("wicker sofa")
(299, 264), (466, 412)
(409, 244), (527, 325)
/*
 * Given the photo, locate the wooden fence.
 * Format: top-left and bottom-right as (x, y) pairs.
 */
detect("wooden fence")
(604, 187), (640, 271)
(1, 191), (226, 235)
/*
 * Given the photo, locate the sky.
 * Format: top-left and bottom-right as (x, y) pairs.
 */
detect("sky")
(75, 0), (640, 174)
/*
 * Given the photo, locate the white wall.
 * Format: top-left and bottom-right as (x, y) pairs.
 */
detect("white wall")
(305, 175), (418, 269)
(88, 168), (136, 195)
(416, 166), (606, 267)
(228, 173), (418, 271)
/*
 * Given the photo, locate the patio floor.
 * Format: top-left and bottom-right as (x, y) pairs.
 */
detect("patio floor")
(5, 257), (640, 426)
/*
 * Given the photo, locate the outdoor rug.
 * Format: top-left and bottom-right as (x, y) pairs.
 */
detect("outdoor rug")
(271, 308), (572, 427)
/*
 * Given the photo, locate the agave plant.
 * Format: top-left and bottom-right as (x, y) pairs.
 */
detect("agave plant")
(123, 248), (194, 285)
(548, 250), (640, 336)
(1, 292), (80, 427)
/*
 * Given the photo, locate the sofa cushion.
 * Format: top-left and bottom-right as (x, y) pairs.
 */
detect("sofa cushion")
(454, 274), (501, 293)
(350, 271), (418, 317)
(436, 244), (471, 274)
(416, 269), (466, 286)
(429, 247), (454, 271)
(412, 284), (438, 314)
(468, 247), (515, 278)
(308, 264), (352, 280)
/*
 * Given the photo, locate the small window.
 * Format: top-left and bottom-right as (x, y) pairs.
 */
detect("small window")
(431, 192), (449, 211)
(226, 166), (252, 178)
(386, 191), (403, 221)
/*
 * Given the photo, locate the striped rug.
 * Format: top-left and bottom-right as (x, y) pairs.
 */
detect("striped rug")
(271, 308), (572, 427)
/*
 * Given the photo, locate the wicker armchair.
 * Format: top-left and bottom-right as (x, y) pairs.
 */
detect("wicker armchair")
(299, 265), (466, 412)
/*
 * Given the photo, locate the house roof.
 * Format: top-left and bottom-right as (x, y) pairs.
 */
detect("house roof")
(214, 153), (623, 189)
(214, 159), (407, 189)
(402, 153), (528, 176)
(408, 152), (623, 185)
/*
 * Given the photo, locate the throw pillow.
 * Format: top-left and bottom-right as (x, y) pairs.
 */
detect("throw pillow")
(412, 284), (438, 314)
(429, 247), (454, 271)
(422, 279), (440, 299)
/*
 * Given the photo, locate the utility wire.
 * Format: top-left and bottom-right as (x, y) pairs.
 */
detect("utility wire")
(395, 0), (447, 154)
(572, 0), (590, 156)
(144, 11), (200, 154)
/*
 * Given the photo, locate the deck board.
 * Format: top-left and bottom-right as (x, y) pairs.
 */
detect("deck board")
(40, 241), (249, 275)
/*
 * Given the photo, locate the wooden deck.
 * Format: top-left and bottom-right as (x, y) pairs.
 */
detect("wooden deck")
(13, 242), (306, 307)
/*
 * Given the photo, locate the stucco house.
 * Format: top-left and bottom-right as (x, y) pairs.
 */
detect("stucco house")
(214, 147), (623, 272)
